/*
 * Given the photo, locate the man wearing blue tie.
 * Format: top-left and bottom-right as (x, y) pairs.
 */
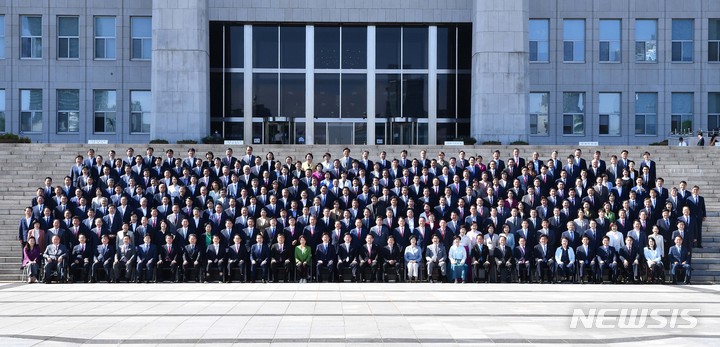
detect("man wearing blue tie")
(91, 235), (115, 283)
(250, 234), (269, 283)
(315, 233), (336, 282)
(669, 236), (692, 284)
(136, 234), (157, 283)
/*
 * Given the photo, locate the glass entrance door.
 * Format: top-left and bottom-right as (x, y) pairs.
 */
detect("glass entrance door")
(391, 122), (414, 145)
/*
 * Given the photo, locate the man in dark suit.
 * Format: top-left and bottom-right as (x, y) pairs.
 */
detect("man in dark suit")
(315, 232), (336, 282)
(70, 234), (93, 283)
(514, 237), (532, 283)
(669, 236), (692, 284)
(227, 234), (247, 282)
(672, 220), (694, 257)
(575, 235), (596, 283)
(685, 186), (706, 248)
(381, 235), (403, 282)
(393, 218), (412, 249)
(136, 234), (157, 283)
(359, 233), (380, 282)
(205, 234), (227, 282)
(596, 236), (619, 283)
(250, 233), (269, 283)
(157, 233), (181, 282)
(533, 234), (555, 283)
(91, 234), (115, 283)
(113, 235), (135, 282)
(270, 233), (292, 282)
(618, 236), (640, 283)
(183, 234), (204, 282)
(336, 233), (359, 282)
(493, 236), (514, 283)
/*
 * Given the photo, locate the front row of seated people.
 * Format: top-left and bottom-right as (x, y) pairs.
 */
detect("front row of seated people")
(23, 228), (692, 284)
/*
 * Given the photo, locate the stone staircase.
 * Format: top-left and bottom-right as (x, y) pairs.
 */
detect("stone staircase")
(0, 144), (718, 283)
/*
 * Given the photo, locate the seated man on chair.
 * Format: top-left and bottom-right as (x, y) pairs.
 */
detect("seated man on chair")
(114, 235), (135, 283)
(250, 233), (269, 283)
(91, 234), (115, 283)
(227, 234), (247, 283)
(619, 236), (640, 283)
(157, 234), (181, 282)
(493, 235), (514, 283)
(43, 235), (68, 283)
(70, 234), (93, 283)
(183, 234), (204, 282)
(669, 236), (692, 284)
(336, 232), (359, 282)
(471, 234), (491, 283)
(359, 233), (380, 282)
(381, 235), (403, 282)
(533, 234), (555, 283)
(205, 234), (227, 282)
(270, 233), (292, 282)
(554, 237), (575, 283)
(575, 235), (596, 283)
(136, 234), (157, 283)
(596, 235), (619, 283)
(425, 234), (447, 282)
(514, 237), (532, 283)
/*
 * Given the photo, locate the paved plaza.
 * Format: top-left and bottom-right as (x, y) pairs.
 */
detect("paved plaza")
(0, 282), (718, 346)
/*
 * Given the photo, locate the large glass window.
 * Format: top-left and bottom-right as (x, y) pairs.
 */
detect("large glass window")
(635, 20), (657, 62)
(57, 89), (79, 133)
(58, 17), (79, 59)
(280, 26), (305, 68)
(635, 93), (657, 135)
(342, 74), (367, 118)
(314, 74), (339, 117)
(599, 93), (621, 136)
(253, 26), (278, 68)
(403, 27), (428, 69)
(20, 89), (43, 133)
(280, 74), (305, 117)
(599, 20), (621, 62)
(130, 91), (152, 134)
(437, 25), (471, 122)
(342, 27), (367, 69)
(131, 17), (152, 60)
(315, 27), (340, 69)
(376, 27), (401, 69)
(671, 93), (693, 134)
(0, 15), (4, 59)
(94, 16), (116, 59)
(709, 93), (720, 131)
(529, 92), (549, 135)
(529, 19), (549, 62)
(252, 73), (278, 117)
(672, 19), (693, 62)
(0, 89), (5, 132)
(710, 19), (720, 62)
(21, 16), (42, 59)
(93, 90), (117, 133)
(562, 92), (585, 135)
(376, 74), (400, 117)
(563, 20), (585, 62)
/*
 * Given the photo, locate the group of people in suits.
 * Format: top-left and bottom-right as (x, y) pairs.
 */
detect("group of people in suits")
(19, 146), (703, 284)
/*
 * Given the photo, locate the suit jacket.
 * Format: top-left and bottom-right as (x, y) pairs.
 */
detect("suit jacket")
(72, 243), (94, 263)
(315, 243), (336, 263)
(337, 242), (357, 263)
(158, 243), (180, 263)
(491, 245), (514, 264)
(381, 244), (402, 264)
(227, 243), (247, 262)
(94, 244), (115, 263)
(359, 243), (379, 263)
(668, 245), (690, 264)
(424, 243), (447, 262)
(136, 243), (157, 262)
(596, 245), (617, 264)
(183, 244), (204, 263)
(270, 243), (291, 263)
(619, 244), (640, 263)
(115, 244), (135, 262)
(513, 245), (531, 264)
(471, 244), (489, 263)
(205, 243), (227, 262)
(533, 244), (553, 262)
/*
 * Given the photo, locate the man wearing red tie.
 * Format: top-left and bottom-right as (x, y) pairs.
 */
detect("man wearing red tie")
(359, 234), (379, 282)
(157, 234), (180, 282)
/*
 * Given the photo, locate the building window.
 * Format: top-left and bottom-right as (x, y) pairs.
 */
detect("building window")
(0, 15), (5, 59)
(563, 19), (585, 62)
(672, 19), (693, 62)
(94, 16), (116, 59)
(58, 17), (79, 59)
(0, 89), (5, 132)
(529, 92), (549, 135)
(57, 89), (79, 133)
(20, 89), (43, 133)
(709, 19), (720, 62)
(20, 16), (42, 59)
(599, 93), (621, 135)
(94, 90), (116, 133)
(671, 93), (693, 134)
(130, 91), (151, 134)
(635, 93), (657, 135)
(562, 92), (585, 135)
(599, 20), (621, 62)
(529, 19), (549, 62)
(131, 17), (151, 60)
(709, 93), (720, 131)
(635, 20), (657, 62)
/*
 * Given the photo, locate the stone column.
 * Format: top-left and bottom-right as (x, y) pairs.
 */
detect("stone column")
(151, 0), (210, 143)
(471, 0), (529, 144)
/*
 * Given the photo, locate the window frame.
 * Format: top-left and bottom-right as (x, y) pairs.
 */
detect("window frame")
(670, 92), (694, 134)
(57, 16), (79, 60)
(635, 19), (658, 63)
(20, 15), (43, 59)
(708, 19), (720, 62)
(0, 89), (5, 132)
(709, 93), (720, 131)
(671, 19), (693, 63)
(130, 90), (152, 134)
(562, 92), (586, 135)
(598, 92), (621, 136)
(529, 19), (550, 63)
(94, 16), (116, 60)
(93, 90), (117, 134)
(529, 92), (549, 135)
(0, 15), (5, 59)
(599, 19), (621, 63)
(634, 92), (658, 136)
(56, 89), (80, 134)
(563, 19), (585, 63)
(20, 89), (43, 133)
(130, 17), (152, 61)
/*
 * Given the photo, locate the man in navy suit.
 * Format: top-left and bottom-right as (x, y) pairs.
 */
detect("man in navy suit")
(315, 232), (336, 282)
(575, 235), (596, 283)
(596, 236), (618, 283)
(685, 186), (706, 248)
(136, 234), (157, 283)
(183, 234), (204, 282)
(91, 234), (115, 283)
(669, 236), (692, 284)
(359, 233), (380, 282)
(618, 236), (640, 283)
(250, 234), (269, 283)
(206, 234), (227, 282)
(336, 233), (359, 282)
(70, 234), (93, 283)
(157, 234), (181, 282)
